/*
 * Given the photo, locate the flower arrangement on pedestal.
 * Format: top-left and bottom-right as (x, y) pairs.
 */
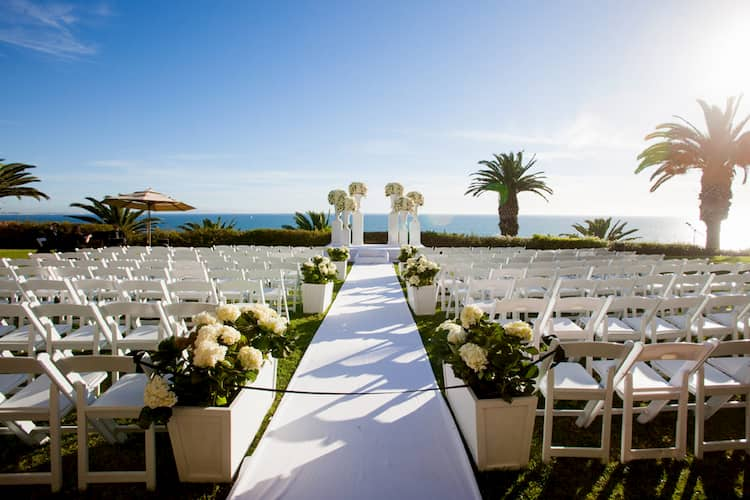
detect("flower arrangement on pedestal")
(328, 189), (347, 207)
(139, 303), (294, 426)
(402, 254), (440, 287)
(385, 182), (404, 197)
(406, 191), (424, 212)
(393, 195), (414, 213)
(398, 244), (419, 262)
(437, 306), (539, 401)
(343, 196), (357, 213)
(348, 182), (367, 197)
(301, 255), (338, 283)
(326, 247), (350, 262)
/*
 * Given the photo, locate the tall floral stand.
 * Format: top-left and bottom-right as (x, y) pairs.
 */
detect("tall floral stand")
(443, 364), (537, 470)
(409, 213), (422, 247)
(351, 209), (364, 246)
(331, 213), (344, 246)
(301, 282), (334, 314)
(387, 194), (399, 246)
(342, 210), (352, 247)
(168, 358), (278, 482)
(407, 284), (436, 316)
(398, 211), (409, 246)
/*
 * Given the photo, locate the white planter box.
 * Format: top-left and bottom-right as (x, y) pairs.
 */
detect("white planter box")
(301, 282), (334, 314)
(333, 261), (348, 280)
(407, 284), (436, 316)
(168, 357), (277, 482)
(443, 363), (537, 471)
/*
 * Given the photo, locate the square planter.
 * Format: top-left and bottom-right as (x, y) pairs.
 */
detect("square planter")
(333, 261), (348, 280)
(301, 282), (334, 314)
(443, 363), (537, 470)
(407, 284), (436, 316)
(168, 357), (277, 482)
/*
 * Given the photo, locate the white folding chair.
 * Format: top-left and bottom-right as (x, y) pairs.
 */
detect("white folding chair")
(456, 278), (515, 317)
(539, 296), (612, 343)
(0, 354), (68, 491)
(0, 303), (48, 354)
(539, 339), (634, 463)
(555, 278), (599, 298)
(117, 279), (171, 303)
(695, 294), (750, 341)
(70, 278), (126, 304)
(640, 295), (709, 343)
(215, 279), (263, 305)
(632, 275), (676, 298)
(593, 340), (718, 462)
(651, 340), (750, 458)
(54, 355), (156, 490)
(100, 302), (172, 354)
(32, 303), (112, 354)
(672, 274), (713, 297)
(19, 278), (81, 305)
(163, 302), (215, 337)
(597, 296), (661, 343)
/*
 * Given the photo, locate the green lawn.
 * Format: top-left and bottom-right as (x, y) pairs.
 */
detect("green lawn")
(0, 249), (35, 259)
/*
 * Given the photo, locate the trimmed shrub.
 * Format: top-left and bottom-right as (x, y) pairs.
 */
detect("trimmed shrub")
(526, 234), (608, 250)
(0, 221), (114, 249)
(609, 241), (711, 257)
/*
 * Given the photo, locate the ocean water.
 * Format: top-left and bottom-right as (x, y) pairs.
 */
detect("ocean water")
(1, 213), (747, 250)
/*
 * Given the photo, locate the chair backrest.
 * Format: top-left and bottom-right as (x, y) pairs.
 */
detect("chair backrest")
(31, 303), (112, 348)
(465, 278), (515, 303)
(633, 275), (676, 298)
(592, 278), (636, 297)
(163, 302), (215, 336)
(554, 278), (599, 297)
(99, 301), (172, 338)
(488, 267), (526, 280)
(215, 279), (263, 304)
(0, 302), (47, 353)
(117, 279), (171, 303)
(671, 274), (713, 297)
(19, 278), (81, 305)
(656, 295), (708, 323)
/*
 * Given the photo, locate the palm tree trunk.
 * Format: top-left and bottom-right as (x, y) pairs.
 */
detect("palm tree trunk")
(499, 192), (520, 236)
(699, 168), (732, 253)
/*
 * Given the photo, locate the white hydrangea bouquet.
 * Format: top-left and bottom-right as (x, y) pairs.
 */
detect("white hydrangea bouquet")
(328, 189), (347, 212)
(343, 196), (357, 212)
(301, 255), (337, 284)
(384, 182), (404, 196)
(398, 244), (419, 263)
(348, 182), (367, 196)
(138, 303), (295, 427)
(393, 195), (414, 213)
(326, 246), (350, 262)
(406, 191), (424, 209)
(436, 304), (540, 401)
(402, 254), (440, 287)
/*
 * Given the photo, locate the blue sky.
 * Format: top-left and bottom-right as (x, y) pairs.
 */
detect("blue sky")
(2, 0), (749, 227)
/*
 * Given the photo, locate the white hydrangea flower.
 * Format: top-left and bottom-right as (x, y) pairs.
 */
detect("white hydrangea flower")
(459, 343), (488, 373)
(408, 275), (420, 286)
(460, 304), (484, 329)
(238, 346), (264, 371)
(219, 325), (241, 345)
(193, 340), (228, 368)
(193, 311), (218, 327)
(143, 375), (178, 409)
(438, 321), (467, 345)
(196, 324), (221, 345)
(259, 316), (287, 336)
(504, 320), (533, 341)
(216, 304), (241, 322)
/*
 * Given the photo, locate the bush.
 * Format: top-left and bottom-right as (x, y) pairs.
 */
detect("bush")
(129, 228), (331, 247)
(608, 241), (711, 257)
(525, 234), (608, 250)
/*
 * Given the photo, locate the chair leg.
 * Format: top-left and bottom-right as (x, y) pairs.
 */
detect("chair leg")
(145, 424), (156, 491)
(621, 377), (633, 463)
(77, 406), (89, 490)
(542, 389), (553, 463)
(601, 391), (613, 463)
(694, 378), (705, 459)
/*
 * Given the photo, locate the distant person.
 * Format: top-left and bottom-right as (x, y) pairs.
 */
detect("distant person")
(39, 223), (60, 252)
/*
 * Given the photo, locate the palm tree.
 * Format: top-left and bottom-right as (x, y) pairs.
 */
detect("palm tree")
(465, 151), (553, 236)
(636, 96), (750, 252)
(563, 217), (640, 241)
(282, 211), (330, 231)
(178, 216), (237, 232)
(0, 161), (49, 203)
(68, 197), (153, 233)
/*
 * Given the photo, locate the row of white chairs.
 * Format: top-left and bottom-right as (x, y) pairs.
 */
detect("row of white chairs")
(539, 338), (750, 463)
(481, 292), (750, 348)
(0, 300), (250, 355)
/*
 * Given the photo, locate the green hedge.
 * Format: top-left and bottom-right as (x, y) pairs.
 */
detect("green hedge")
(127, 228), (332, 247)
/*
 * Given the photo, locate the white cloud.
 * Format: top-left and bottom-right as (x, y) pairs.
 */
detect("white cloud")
(0, 0), (110, 58)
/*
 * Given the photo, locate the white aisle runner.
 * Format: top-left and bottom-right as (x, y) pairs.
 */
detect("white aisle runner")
(228, 264), (480, 500)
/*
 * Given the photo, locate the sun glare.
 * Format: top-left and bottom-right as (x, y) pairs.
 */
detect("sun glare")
(693, 22), (750, 103)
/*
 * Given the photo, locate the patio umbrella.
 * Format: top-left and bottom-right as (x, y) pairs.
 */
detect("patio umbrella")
(102, 188), (195, 246)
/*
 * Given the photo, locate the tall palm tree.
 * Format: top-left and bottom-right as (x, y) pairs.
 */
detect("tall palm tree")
(636, 96), (750, 251)
(178, 216), (237, 232)
(563, 217), (640, 241)
(0, 161), (49, 203)
(465, 151), (553, 236)
(68, 197), (153, 233)
(282, 211), (331, 231)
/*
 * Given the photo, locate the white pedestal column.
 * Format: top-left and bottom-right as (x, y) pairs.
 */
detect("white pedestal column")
(342, 210), (352, 246)
(409, 213), (422, 247)
(331, 213), (344, 246)
(387, 194), (399, 246)
(351, 211), (364, 246)
(398, 211), (409, 246)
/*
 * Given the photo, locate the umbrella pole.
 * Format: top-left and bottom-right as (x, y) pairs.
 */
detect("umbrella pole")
(147, 206), (152, 246)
